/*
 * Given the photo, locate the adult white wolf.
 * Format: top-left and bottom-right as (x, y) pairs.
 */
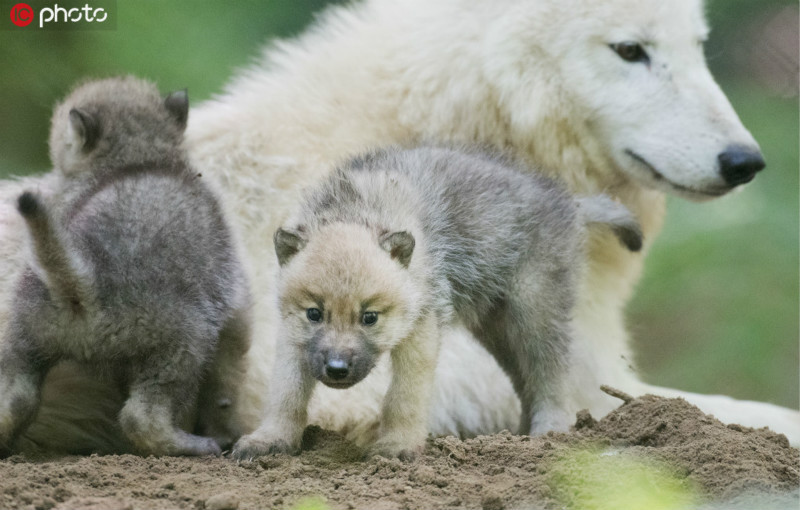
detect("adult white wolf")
(1, 0), (797, 452)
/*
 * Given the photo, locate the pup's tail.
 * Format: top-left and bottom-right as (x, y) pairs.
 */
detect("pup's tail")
(576, 195), (643, 252)
(17, 191), (95, 308)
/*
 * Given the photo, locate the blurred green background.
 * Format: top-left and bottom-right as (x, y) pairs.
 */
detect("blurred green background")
(0, 1), (796, 409)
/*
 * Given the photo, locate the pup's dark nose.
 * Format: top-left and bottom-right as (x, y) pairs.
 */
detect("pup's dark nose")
(325, 358), (349, 380)
(718, 146), (765, 187)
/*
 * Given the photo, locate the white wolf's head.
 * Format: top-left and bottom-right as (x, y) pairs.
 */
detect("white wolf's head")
(482, 0), (764, 200)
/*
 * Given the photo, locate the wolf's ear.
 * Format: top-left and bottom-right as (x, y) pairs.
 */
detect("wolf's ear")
(380, 231), (415, 268)
(274, 228), (307, 266)
(164, 89), (189, 130)
(69, 108), (100, 152)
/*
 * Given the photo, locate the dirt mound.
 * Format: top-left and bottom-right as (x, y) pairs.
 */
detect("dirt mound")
(584, 394), (797, 498)
(0, 395), (797, 510)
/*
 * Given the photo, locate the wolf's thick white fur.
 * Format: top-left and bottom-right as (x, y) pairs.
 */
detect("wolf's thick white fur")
(1, 0), (797, 451)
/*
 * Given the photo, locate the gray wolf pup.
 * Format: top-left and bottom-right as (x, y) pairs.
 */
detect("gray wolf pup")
(233, 146), (641, 459)
(0, 77), (251, 457)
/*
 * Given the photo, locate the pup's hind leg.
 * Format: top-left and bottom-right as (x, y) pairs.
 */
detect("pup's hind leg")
(371, 313), (439, 460)
(0, 341), (47, 456)
(472, 261), (575, 435)
(119, 355), (221, 457)
(195, 308), (251, 450)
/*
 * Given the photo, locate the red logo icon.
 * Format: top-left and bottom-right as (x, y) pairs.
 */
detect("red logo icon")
(10, 3), (34, 27)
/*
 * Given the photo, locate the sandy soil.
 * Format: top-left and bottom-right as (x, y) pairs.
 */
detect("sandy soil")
(0, 394), (797, 510)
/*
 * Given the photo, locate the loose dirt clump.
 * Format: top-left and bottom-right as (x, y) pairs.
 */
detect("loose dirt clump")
(0, 395), (797, 510)
(585, 394), (797, 499)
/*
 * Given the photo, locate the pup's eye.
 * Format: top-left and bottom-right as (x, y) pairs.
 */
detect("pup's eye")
(362, 311), (378, 326)
(610, 42), (650, 64)
(306, 308), (322, 322)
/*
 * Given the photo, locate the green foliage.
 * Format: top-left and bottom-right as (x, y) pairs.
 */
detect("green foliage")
(548, 448), (701, 510)
(289, 496), (330, 510)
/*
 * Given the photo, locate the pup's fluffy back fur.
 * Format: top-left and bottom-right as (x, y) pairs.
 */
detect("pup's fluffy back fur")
(293, 148), (581, 320)
(293, 147), (641, 307)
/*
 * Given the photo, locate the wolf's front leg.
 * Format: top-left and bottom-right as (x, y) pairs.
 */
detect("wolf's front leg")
(0, 342), (46, 456)
(371, 313), (439, 461)
(231, 336), (314, 460)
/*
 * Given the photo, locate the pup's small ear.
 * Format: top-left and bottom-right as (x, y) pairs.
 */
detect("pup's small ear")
(69, 108), (100, 151)
(274, 228), (307, 266)
(380, 231), (414, 268)
(164, 89), (189, 130)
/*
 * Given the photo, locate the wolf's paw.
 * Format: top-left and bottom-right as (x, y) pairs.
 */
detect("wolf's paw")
(230, 434), (298, 461)
(367, 438), (421, 462)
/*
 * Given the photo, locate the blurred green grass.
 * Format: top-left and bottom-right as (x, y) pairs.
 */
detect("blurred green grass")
(0, 1), (796, 409)
(549, 448), (701, 510)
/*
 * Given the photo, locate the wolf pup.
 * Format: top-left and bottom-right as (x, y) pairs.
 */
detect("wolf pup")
(0, 77), (251, 457)
(233, 146), (642, 460)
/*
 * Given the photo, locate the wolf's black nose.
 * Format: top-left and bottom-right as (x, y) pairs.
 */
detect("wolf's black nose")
(718, 146), (765, 187)
(325, 358), (349, 380)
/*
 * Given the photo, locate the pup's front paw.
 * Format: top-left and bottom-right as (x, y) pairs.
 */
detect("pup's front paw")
(368, 438), (421, 462)
(231, 433), (298, 461)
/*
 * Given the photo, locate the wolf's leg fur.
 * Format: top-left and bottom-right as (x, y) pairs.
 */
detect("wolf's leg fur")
(371, 313), (439, 460)
(231, 328), (315, 460)
(195, 308), (252, 450)
(119, 356), (221, 457)
(0, 341), (46, 456)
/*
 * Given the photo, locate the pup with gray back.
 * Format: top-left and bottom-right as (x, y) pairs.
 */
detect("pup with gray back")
(233, 146), (642, 460)
(0, 77), (251, 456)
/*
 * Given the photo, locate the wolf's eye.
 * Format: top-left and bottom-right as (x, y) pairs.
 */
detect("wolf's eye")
(362, 311), (378, 326)
(610, 42), (650, 64)
(306, 308), (322, 322)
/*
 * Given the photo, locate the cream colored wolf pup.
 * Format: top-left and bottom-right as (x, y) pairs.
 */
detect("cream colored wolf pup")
(0, 77), (251, 457)
(233, 146), (642, 459)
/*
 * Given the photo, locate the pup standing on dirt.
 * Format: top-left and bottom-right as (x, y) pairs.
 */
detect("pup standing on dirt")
(0, 77), (251, 456)
(234, 147), (642, 459)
